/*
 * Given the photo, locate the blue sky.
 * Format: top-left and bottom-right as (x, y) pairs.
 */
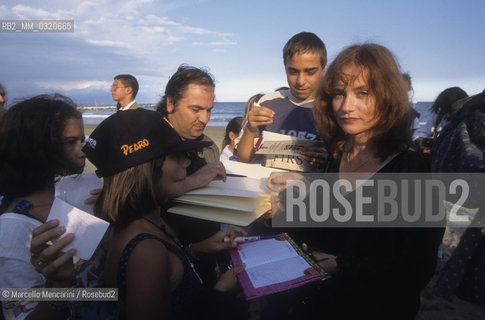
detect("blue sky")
(1, 0), (484, 104)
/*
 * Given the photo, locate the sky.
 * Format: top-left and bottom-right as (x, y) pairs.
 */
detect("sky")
(1, 0), (484, 104)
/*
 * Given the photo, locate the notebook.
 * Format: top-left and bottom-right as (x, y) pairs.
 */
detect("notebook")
(229, 233), (329, 300)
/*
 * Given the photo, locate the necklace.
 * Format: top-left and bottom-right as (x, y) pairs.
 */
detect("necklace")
(341, 152), (371, 172)
(142, 217), (182, 247)
(343, 158), (369, 172)
(341, 145), (374, 173)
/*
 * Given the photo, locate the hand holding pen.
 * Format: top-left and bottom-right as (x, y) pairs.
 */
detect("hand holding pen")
(224, 234), (281, 243)
(191, 226), (248, 254)
(247, 102), (275, 133)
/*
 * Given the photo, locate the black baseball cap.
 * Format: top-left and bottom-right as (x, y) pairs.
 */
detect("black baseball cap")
(82, 109), (212, 177)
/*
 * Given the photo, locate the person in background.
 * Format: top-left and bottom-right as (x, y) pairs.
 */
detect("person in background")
(241, 93), (264, 130)
(429, 90), (485, 313)
(82, 74), (142, 206)
(0, 83), (6, 106)
(0, 94), (86, 320)
(82, 109), (247, 319)
(110, 74), (141, 111)
(414, 87), (468, 152)
(0, 83), (7, 116)
(231, 93), (264, 164)
(237, 32), (328, 172)
(402, 72), (421, 139)
(220, 116), (243, 161)
(88, 67), (226, 204)
(402, 72), (415, 105)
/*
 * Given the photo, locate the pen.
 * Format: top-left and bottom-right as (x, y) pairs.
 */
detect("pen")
(253, 102), (276, 119)
(226, 173), (247, 178)
(232, 235), (280, 243)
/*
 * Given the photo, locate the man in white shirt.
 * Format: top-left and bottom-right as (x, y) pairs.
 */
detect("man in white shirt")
(110, 74), (141, 111)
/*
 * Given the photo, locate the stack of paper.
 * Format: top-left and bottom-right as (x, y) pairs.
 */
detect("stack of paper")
(168, 161), (287, 226)
(168, 177), (271, 226)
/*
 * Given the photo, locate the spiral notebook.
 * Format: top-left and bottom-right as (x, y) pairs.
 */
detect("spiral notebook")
(229, 233), (329, 300)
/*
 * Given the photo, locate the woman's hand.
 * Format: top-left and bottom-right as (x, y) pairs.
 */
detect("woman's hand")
(266, 171), (307, 193)
(192, 227), (248, 255)
(83, 188), (101, 205)
(265, 172), (310, 220)
(30, 219), (76, 287)
(214, 264), (245, 292)
(302, 243), (339, 274)
(300, 146), (328, 168)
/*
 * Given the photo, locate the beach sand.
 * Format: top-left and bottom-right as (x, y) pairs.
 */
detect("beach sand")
(83, 124), (225, 174)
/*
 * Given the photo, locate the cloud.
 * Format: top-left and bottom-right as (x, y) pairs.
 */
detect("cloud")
(191, 41), (237, 47)
(3, 2), (237, 53)
(165, 36), (185, 43)
(139, 26), (167, 33)
(144, 14), (180, 26)
(10, 4), (74, 20)
(209, 41), (237, 46)
(86, 39), (130, 48)
(143, 13), (233, 37)
(117, 0), (153, 17)
(2, 1), (240, 101)
(84, 17), (106, 25)
(11, 5), (54, 19)
(35, 80), (110, 91)
(178, 25), (233, 37)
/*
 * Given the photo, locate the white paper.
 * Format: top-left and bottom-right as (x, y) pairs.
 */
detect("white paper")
(245, 256), (311, 288)
(47, 197), (109, 260)
(175, 194), (270, 212)
(55, 173), (101, 214)
(238, 239), (297, 268)
(238, 239), (311, 288)
(168, 201), (270, 226)
(184, 176), (269, 197)
(256, 131), (322, 156)
(221, 159), (287, 179)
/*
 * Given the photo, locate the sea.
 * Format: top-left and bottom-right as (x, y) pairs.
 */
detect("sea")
(79, 101), (433, 127)
(80, 102), (247, 127)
